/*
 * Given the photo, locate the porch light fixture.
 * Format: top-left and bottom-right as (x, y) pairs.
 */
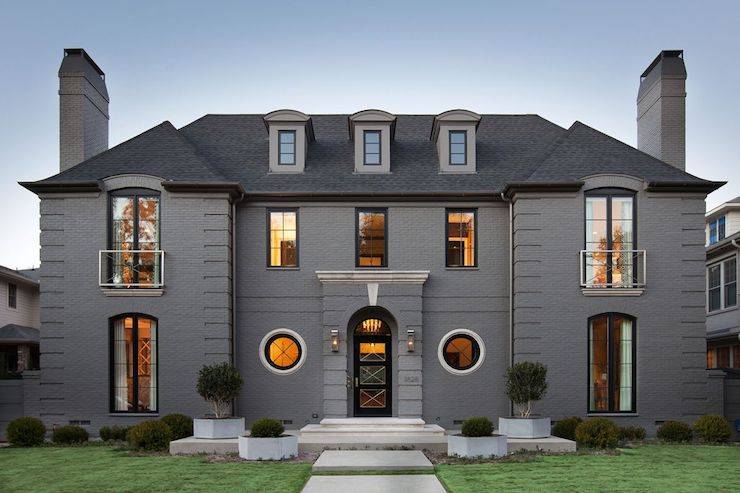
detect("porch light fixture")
(406, 329), (415, 352)
(330, 329), (340, 352)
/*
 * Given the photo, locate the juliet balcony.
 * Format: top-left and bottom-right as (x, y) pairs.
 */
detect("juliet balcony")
(579, 249), (646, 296)
(98, 250), (165, 296)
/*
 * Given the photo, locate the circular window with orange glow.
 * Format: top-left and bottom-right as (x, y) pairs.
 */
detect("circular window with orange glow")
(259, 329), (307, 375)
(438, 329), (485, 375)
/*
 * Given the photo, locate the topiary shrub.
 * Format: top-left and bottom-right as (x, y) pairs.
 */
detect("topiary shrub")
(249, 418), (284, 438)
(127, 420), (173, 451)
(575, 418), (619, 449)
(196, 363), (244, 418)
(161, 413), (193, 440)
(505, 361), (548, 417)
(6, 416), (46, 447)
(618, 425), (646, 442)
(693, 415), (731, 444)
(100, 425), (130, 442)
(552, 416), (582, 441)
(461, 417), (494, 437)
(656, 421), (693, 443)
(52, 425), (89, 445)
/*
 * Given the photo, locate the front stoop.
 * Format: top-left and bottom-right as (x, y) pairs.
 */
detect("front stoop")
(302, 475), (446, 493)
(312, 450), (434, 473)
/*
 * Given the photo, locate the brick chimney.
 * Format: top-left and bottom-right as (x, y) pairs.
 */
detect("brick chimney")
(58, 48), (109, 172)
(637, 50), (686, 170)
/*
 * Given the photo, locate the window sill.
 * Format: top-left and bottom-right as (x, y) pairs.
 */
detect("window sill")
(101, 288), (164, 297)
(266, 267), (300, 271)
(587, 413), (638, 417)
(707, 305), (738, 316)
(581, 287), (644, 297)
(109, 413), (159, 417)
(445, 267), (479, 271)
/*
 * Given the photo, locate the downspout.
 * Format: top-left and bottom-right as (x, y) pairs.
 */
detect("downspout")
(230, 192), (245, 415)
(501, 192), (514, 418)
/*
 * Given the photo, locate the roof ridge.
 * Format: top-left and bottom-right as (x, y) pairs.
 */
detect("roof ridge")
(522, 124), (577, 181)
(170, 123), (226, 181)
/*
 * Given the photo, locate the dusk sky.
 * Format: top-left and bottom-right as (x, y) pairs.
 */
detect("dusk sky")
(1, 0), (738, 269)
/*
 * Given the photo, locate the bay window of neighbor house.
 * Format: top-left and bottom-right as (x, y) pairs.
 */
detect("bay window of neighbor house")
(268, 209), (298, 267)
(589, 313), (635, 413)
(357, 209), (387, 267)
(708, 257), (737, 312)
(446, 209), (476, 267)
(111, 314), (157, 413)
(585, 191), (635, 287)
(109, 190), (160, 286)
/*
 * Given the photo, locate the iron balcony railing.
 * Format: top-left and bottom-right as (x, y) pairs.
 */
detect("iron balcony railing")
(580, 249), (646, 288)
(99, 250), (165, 288)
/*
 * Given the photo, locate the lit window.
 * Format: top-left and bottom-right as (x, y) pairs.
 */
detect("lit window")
(363, 131), (381, 165)
(708, 256), (736, 312)
(109, 190), (160, 287)
(584, 191), (635, 287)
(708, 216), (726, 245)
(446, 210), (476, 267)
(357, 209), (387, 267)
(589, 313), (635, 413)
(437, 329), (485, 375)
(8, 283), (17, 309)
(259, 329), (306, 375)
(268, 209), (298, 267)
(111, 314), (157, 413)
(449, 130), (467, 165)
(716, 346), (731, 368)
(279, 130), (296, 165)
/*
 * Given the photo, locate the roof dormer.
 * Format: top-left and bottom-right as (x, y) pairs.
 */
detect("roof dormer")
(431, 109), (481, 174)
(263, 109), (315, 173)
(348, 109), (396, 173)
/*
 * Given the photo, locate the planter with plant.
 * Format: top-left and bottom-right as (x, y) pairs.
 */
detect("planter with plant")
(193, 362), (245, 439)
(499, 361), (550, 439)
(238, 418), (298, 460)
(447, 417), (507, 458)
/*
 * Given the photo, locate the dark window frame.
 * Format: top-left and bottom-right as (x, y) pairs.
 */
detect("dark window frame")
(587, 312), (637, 414)
(442, 333), (481, 371)
(445, 208), (478, 268)
(363, 130), (382, 166)
(264, 332), (303, 371)
(266, 208), (299, 268)
(278, 130), (297, 166)
(356, 208), (388, 268)
(109, 313), (159, 414)
(448, 130), (467, 165)
(8, 283), (17, 309)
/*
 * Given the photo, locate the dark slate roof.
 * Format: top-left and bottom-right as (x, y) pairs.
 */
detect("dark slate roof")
(24, 114), (719, 195)
(0, 324), (39, 344)
(0, 265), (39, 286)
(18, 268), (39, 282)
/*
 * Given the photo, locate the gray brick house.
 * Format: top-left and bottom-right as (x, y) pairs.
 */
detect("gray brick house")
(19, 48), (725, 436)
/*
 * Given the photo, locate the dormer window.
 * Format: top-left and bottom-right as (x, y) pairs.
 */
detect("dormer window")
(279, 130), (296, 165)
(263, 109), (315, 173)
(431, 109), (481, 174)
(363, 130), (381, 165)
(349, 109), (396, 173)
(449, 130), (467, 165)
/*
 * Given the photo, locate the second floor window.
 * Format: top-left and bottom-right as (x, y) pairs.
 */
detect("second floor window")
(363, 131), (381, 165)
(357, 209), (387, 267)
(8, 283), (17, 308)
(449, 130), (467, 165)
(446, 209), (476, 267)
(708, 256), (737, 312)
(279, 130), (296, 165)
(268, 209), (298, 267)
(585, 191), (635, 287)
(109, 189), (160, 286)
(708, 216), (726, 245)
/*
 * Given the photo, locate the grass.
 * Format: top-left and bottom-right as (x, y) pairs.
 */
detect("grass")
(0, 444), (312, 493)
(436, 444), (740, 493)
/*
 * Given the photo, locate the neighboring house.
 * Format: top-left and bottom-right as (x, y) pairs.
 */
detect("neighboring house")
(18, 48), (725, 436)
(706, 196), (740, 246)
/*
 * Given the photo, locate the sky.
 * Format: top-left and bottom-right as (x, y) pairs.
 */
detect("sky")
(0, 0), (738, 269)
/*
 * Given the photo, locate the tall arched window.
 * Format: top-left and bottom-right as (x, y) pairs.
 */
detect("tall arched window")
(588, 313), (635, 413)
(110, 314), (158, 413)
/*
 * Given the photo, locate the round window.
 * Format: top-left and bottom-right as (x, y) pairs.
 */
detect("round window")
(259, 329), (306, 375)
(438, 329), (485, 375)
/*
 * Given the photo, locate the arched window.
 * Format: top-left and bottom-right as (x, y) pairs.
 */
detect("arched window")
(588, 313), (636, 413)
(110, 314), (158, 413)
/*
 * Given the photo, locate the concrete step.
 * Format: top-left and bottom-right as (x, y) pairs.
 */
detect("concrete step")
(312, 450), (434, 473)
(318, 418), (426, 428)
(300, 424), (446, 436)
(302, 475), (446, 493)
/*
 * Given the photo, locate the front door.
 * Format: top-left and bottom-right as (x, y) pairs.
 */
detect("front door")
(353, 332), (392, 416)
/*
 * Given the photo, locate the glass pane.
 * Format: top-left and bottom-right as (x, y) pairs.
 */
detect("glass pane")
(717, 347), (730, 367)
(365, 153), (380, 165)
(447, 211), (475, 266)
(450, 153), (466, 164)
(613, 315), (633, 411)
(359, 389), (386, 408)
(358, 211), (385, 266)
(360, 342), (386, 362)
(725, 282), (737, 308)
(112, 197), (134, 221)
(718, 216), (726, 240)
(269, 211), (297, 267)
(612, 197), (633, 250)
(280, 143), (294, 154)
(450, 143), (466, 154)
(709, 287), (721, 311)
(589, 315), (609, 411)
(280, 131), (295, 144)
(364, 131), (380, 144)
(708, 265), (721, 289)
(113, 318), (134, 411)
(360, 365), (386, 385)
(444, 336), (479, 370)
(725, 259), (736, 284)
(450, 131), (466, 144)
(586, 197), (607, 221)
(268, 336), (300, 368)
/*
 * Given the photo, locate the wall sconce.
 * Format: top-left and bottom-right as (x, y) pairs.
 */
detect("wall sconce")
(406, 329), (415, 352)
(330, 329), (339, 352)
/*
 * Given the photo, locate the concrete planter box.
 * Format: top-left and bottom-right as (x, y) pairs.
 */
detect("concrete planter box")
(448, 434), (508, 458)
(193, 417), (245, 439)
(238, 435), (298, 460)
(498, 417), (551, 439)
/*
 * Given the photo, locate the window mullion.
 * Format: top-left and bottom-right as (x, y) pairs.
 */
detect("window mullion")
(132, 315), (139, 413)
(133, 195), (139, 285)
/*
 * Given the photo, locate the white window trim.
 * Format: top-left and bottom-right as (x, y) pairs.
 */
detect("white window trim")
(707, 255), (737, 313)
(437, 328), (486, 375)
(258, 328), (307, 375)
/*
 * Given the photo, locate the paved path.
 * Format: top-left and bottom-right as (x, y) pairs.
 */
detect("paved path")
(302, 474), (446, 493)
(312, 450), (434, 472)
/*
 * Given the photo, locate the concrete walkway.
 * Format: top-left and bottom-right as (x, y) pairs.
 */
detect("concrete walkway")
(302, 474), (446, 493)
(312, 450), (434, 472)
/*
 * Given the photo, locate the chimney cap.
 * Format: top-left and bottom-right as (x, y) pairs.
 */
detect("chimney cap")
(59, 48), (108, 101)
(62, 48), (105, 77)
(640, 50), (684, 80)
(637, 50), (686, 103)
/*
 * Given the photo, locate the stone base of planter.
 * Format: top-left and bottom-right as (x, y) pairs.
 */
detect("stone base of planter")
(193, 417), (245, 439)
(498, 417), (551, 439)
(238, 435), (299, 460)
(447, 434), (508, 458)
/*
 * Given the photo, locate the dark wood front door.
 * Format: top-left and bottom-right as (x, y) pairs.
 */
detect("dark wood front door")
(353, 333), (392, 416)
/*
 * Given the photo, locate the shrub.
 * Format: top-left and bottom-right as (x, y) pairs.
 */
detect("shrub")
(249, 418), (284, 438)
(461, 417), (493, 437)
(618, 425), (646, 442)
(656, 421), (693, 443)
(196, 363), (244, 418)
(505, 361), (548, 417)
(552, 416), (582, 441)
(693, 415), (731, 444)
(52, 425), (89, 445)
(6, 416), (46, 447)
(574, 418), (620, 449)
(161, 414), (193, 440)
(127, 420), (173, 451)
(99, 425), (129, 442)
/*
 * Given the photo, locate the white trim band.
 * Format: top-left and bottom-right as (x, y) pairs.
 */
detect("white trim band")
(316, 270), (430, 284)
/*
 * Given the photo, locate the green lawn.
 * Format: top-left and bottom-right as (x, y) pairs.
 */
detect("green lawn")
(436, 444), (740, 493)
(0, 445), (311, 493)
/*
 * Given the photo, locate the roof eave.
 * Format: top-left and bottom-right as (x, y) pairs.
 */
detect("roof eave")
(19, 180), (102, 195)
(161, 181), (246, 201)
(647, 180), (725, 194)
(502, 181), (584, 199)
